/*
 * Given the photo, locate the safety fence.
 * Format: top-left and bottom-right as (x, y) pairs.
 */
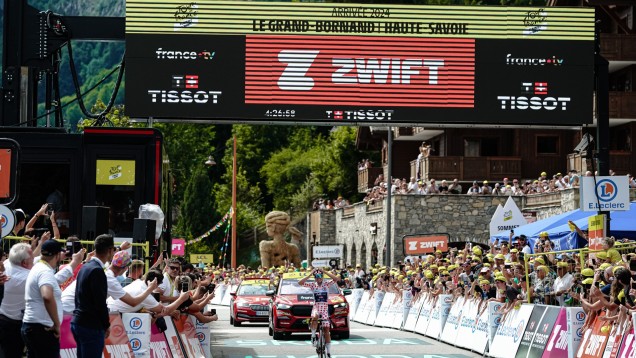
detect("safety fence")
(58, 312), (212, 358)
(210, 283), (238, 306)
(340, 288), (635, 358)
(2, 235), (152, 271)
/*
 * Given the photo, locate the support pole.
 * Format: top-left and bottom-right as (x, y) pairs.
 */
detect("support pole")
(231, 135), (238, 268)
(385, 128), (392, 268)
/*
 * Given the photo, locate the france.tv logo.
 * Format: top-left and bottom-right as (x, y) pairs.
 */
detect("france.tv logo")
(596, 179), (617, 202)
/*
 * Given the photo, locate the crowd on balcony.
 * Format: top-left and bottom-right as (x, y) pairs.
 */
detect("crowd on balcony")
(361, 170), (636, 204)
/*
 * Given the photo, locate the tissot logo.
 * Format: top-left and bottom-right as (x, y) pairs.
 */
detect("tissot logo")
(325, 109), (394, 121)
(156, 48), (215, 60)
(497, 81), (570, 111)
(148, 74), (222, 104)
(505, 54), (563, 66)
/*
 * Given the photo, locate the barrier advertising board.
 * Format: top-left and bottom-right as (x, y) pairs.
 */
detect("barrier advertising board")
(425, 294), (452, 339)
(125, 1), (594, 126)
(414, 295), (434, 335)
(529, 306), (561, 357)
(347, 287), (364, 320)
(403, 293), (424, 331)
(490, 304), (534, 358)
(374, 292), (394, 326)
(403, 234), (449, 255)
(568, 307), (587, 358)
(576, 312), (610, 358)
(353, 291), (371, 322)
(516, 305), (547, 358)
(543, 307), (570, 358)
(123, 313), (152, 357)
(440, 296), (464, 344)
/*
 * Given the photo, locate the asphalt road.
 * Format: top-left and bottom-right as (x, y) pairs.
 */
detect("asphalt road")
(209, 305), (481, 358)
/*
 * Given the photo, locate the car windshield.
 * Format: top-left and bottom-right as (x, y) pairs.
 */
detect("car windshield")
(237, 283), (270, 296)
(279, 279), (340, 295)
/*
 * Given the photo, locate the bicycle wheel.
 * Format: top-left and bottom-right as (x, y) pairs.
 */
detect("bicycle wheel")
(319, 327), (327, 358)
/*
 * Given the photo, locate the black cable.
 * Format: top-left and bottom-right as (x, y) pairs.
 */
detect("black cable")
(10, 65), (121, 127)
(67, 40), (125, 121)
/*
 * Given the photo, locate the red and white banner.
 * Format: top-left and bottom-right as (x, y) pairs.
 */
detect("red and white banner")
(245, 36), (475, 107)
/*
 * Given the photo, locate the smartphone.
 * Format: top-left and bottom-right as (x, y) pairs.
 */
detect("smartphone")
(152, 292), (160, 302)
(46, 203), (54, 215)
(180, 282), (189, 292)
(162, 250), (168, 259)
(511, 229), (514, 234)
(209, 309), (217, 316)
(629, 260), (636, 271)
(632, 282), (636, 290)
(66, 241), (75, 254)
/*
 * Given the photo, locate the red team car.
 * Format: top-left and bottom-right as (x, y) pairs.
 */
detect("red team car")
(229, 278), (273, 326)
(267, 272), (351, 340)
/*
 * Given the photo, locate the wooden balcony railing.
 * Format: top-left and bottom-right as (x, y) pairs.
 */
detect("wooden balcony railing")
(601, 34), (636, 62)
(568, 151), (633, 175)
(408, 156), (522, 181)
(357, 167), (384, 193)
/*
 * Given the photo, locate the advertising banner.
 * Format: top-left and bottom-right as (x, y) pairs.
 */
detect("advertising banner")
(587, 215), (607, 251)
(191, 316), (212, 358)
(210, 284), (226, 305)
(60, 315), (77, 357)
(104, 314), (136, 358)
(221, 285), (236, 306)
(403, 234), (449, 255)
(96, 160), (136, 186)
(490, 304), (534, 358)
(528, 306), (561, 357)
(488, 301), (504, 349)
(374, 292), (394, 326)
(123, 313), (152, 357)
(403, 293), (424, 331)
(353, 291), (370, 322)
(617, 326), (634, 358)
(163, 317), (186, 358)
(490, 196), (527, 237)
(440, 296), (464, 345)
(125, 1), (595, 126)
(425, 294), (452, 339)
(347, 288), (364, 320)
(581, 176), (630, 212)
(171, 239), (186, 256)
(568, 307), (587, 358)
(516, 305), (547, 358)
(467, 303), (490, 354)
(151, 322), (174, 358)
(361, 292), (376, 324)
(367, 290), (385, 325)
(543, 307), (570, 358)
(312, 245), (344, 259)
(576, 313), (610, 358)
(172, 315), (206, 358)
(389, 294), (404, 329)
(414, 294), (434, 335)
(400, 290), (414, 329)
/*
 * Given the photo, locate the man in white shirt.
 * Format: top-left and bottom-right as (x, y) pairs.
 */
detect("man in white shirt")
(108, 268), (189, 315)
(159, 258), (182, 303)
(0, 243), (34, 357)
(61, 250), (158, 314)
(22, 240), (84, 357)
(553, 262), (574, 306)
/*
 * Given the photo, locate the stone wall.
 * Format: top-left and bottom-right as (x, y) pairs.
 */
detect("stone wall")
(306, 188), (635, 269)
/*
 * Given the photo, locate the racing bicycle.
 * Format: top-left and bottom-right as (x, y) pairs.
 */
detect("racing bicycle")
(304, 318), (330, 358)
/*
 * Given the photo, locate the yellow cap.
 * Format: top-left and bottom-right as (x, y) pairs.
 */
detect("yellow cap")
(480, 279), (490, 285)
(581, 268), (594, 277)
(539, 231), (549, 237)
(612, 266), (624, 274)
(510, 249), (519, 253)
(495, 276), (507, 282)
(582, 278), (594, 285)
(495, 254), (506, 260)
(596, 251), (608, 260)
(536, 265), (549, 273)
(556, 262), (569, 268)
(483, 180), (489, 184)
(541, 172), (547, 176)
(599, 263), (611, 270)
(430, 265), (438, 269)
(534, 257), (545, 265)
(440, 271), (449, 276)
(425, 271), (434, 279)
(472, 246), (482, 256)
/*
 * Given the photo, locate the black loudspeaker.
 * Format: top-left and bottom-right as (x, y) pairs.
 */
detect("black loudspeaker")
(82, 206), (109, 241)
(133, 218), (156, 243)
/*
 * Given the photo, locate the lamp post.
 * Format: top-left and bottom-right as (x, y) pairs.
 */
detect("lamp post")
(231, 135), (237, 269)
(205, 135), (238, 269)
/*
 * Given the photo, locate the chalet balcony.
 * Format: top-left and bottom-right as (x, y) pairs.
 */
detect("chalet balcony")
(609, 92), (636, 119)
(357, 167), (384, 193)
(601, 34), (636, 62)
(409, 156), (522, 182)
(568, 151), (633, 175)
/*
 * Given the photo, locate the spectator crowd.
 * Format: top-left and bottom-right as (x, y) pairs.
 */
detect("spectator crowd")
(0, 203), (219, 357)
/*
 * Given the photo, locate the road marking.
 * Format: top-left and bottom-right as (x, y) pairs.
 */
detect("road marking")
(237, 355), (474, 358)
(213, 328), (394, 334)
(222, 338), (431, 347)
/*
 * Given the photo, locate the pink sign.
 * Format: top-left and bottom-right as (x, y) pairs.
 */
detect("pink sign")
(151, 323), (174, 358)
(60, 315), (78, 356)
(542, 308), (569, 358)
(617, 327), (634, 358)
(171, 239), (186, 256)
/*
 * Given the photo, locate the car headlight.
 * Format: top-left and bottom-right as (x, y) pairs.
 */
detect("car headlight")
(276, 303), (291, 310)
(237, 302), (250, 308)
(333, 303), (347, 308)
